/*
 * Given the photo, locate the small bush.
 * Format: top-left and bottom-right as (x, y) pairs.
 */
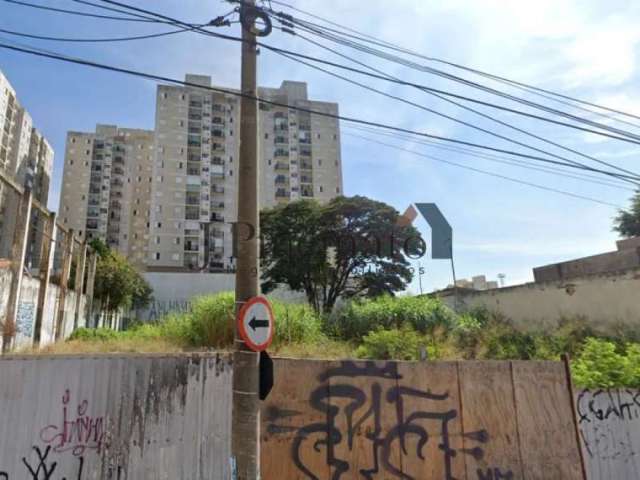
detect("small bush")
(572, 338), (640, 388)
(329, 296), (456, 341)
(356, 327), (422, 361)
(271, 301), (325, 347)
(69, 328), (119, 342)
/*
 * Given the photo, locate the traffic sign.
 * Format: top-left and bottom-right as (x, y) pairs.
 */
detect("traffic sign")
(237, 296), (275, 352)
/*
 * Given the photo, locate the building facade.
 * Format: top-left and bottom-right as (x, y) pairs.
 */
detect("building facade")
(0, 69), (53, 261)
(58, 125), (154, 267)
(147, 75), (343, 272)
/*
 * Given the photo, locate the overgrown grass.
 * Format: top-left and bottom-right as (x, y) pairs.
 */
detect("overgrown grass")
(35, 293), (640, 388)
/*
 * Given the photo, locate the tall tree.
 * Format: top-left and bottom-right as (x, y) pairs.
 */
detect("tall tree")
(89, 239), (153, 315)
(260, 196), (424, 314)
(614, 190), (640, 238)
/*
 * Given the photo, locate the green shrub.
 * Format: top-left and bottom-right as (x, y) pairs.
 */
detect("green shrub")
(69, 328), (119, 342)
(571, 338), (640, 388)
(329, 295), (456, 341)
(175, 293), (235, 348)
(356, 327), (422, 360)
(572, 338), (630, 388)
(271, 301), (325, 347)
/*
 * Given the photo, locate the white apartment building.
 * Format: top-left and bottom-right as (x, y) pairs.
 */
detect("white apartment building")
(58, 125), (154, 267)
(147, 75), (343, 272)
(0, 69), (53, 261)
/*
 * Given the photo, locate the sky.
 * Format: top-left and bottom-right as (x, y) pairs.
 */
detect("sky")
(1, 0), (639, 293)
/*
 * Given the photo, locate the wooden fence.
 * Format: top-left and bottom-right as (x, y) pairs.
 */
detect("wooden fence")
(261, 359), (585, 480)
(0, 355), (587, 479)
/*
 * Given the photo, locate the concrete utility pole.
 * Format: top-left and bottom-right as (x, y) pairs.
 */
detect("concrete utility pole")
(232, 0), (261, 478)
(55, 228), (75, 340)
(34, 212), (57, 346)
(3, 185), (33, 353)
(73, 241), (87, 330)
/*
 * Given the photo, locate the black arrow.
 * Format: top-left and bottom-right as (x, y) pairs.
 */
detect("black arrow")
(249, 316), (269, 331)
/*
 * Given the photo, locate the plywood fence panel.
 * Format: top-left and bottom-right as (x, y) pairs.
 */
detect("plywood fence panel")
(261, 359), (332, 480)
(512, 361), (583, 480)
(458, 361), (525, 480)
(397, 361), (466, 480)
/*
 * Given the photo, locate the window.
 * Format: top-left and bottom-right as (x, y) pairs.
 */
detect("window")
(157, 222), (162, 228)
(317, 133), (321, 139)
(336, 187), (340, 194)
(318, 159), (323, 166)
(85, 150), (90, 155)
(156, 236), (161, 244)
(335, 160), (339, 166)
(229, 170), (233, 176)
(265, 133), (269, 139)
(163, 92), (168, 99)
(71, 138), (76, 144)
(69, 160), (74, 165)
(155, 252), (161, 260)
(175, 237), (180, 245)
(333, 134), (337, 140)
(133, 210), (138, 216)
(319, 185), (324, 193)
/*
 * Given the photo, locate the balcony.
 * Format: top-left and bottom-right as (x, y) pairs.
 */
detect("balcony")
(301, 187), (314, 198)
(211, 201), (224, 209)
(274, 136), (289, 145)
(212, 186), (225, 194)
(275, 176), (288, 185)
(274, 149), (289, 158)
(275, 189), (289, 199)
(189, 101), (203, 109)
(300, 176), (312, 184)
(274, 162), (289, 171)
(210, 214), (224, 223)
(187, 167), (200, 176)
(300, 162), (313, 170)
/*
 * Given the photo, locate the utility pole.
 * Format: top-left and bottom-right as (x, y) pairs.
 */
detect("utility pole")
(3, 185), (33, 353)
(233, 1), (261, 478)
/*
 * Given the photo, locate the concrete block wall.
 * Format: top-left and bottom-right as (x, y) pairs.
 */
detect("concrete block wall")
(440, 267), (640, 331)
(0, 267), (89, 349)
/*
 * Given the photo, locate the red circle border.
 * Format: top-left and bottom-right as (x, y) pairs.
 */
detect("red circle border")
(237, 296), (275, 352)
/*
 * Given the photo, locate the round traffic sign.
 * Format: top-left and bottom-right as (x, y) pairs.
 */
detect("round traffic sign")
(237, 296), (275, 352)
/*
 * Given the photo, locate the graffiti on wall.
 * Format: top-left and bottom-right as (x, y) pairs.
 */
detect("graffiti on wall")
(0, 389), (107, 479)
(16, 302), (35, 338)
(145, 299), (191, 321)
(577, 389), (640, 463)
(266, 361), (513, 480)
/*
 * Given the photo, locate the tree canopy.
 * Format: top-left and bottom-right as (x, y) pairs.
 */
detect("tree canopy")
(614, 190), (640, 238)
(89, 239), (153, 313)
(260, 196), (425, 313)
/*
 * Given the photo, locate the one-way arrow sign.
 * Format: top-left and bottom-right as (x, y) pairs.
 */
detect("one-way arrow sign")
(249, 317), (269, 331)
(237, 297), (275, 352)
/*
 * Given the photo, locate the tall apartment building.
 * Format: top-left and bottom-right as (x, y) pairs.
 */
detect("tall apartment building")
(0, 69), (53, 261)
(147, 74), (343, 272)
(58, 125), (154, 267)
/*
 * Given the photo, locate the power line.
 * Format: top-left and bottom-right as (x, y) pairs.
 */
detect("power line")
(78, 0), (640, 153)
(277, 12), (640, 144)
(345, 124), (634, 191)
(1, 0), (161, 22)
(2, 40), (637, 186)
(268, 26), (640, 183)
(0, 26), (194, 43)
(267, 0), (640, 125)
(344, 131), (625, 209)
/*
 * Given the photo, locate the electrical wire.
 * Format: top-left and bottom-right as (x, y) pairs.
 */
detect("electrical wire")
(0, 26), (195, 43)
(345, 124), (634, 191)
(344, 131), (625, 209)
(277, 11), (640, 144)
(1, 40), (637, 186)
(267, 0), (640, 125)
(1, 0), (160, 22)
(268, 27), (640, 183)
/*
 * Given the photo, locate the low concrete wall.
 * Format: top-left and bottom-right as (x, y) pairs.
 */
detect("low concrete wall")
(439, 268), (640, 331)
(139, 272), (305, 321)
(0, 267), (88, 349)
(576, 389), (640, 480)
(0, 353), (232, 480)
